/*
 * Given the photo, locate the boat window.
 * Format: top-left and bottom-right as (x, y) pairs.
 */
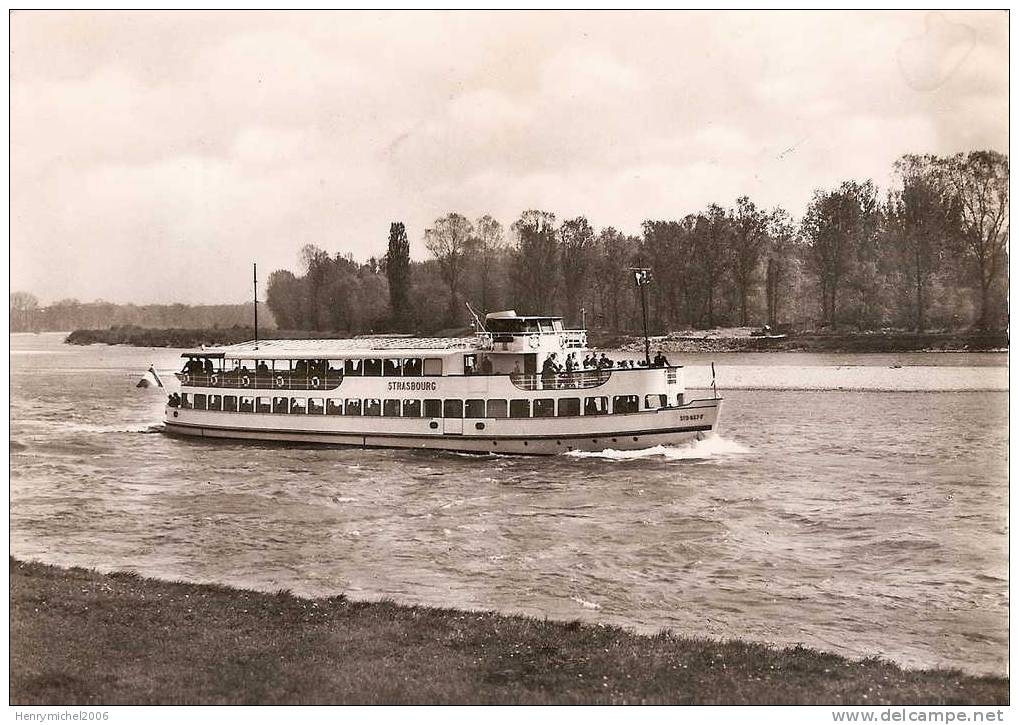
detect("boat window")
(488, 319), (526, 334)
(424, 399), (442, 418)
(443, 399), (463, 418)
(645, 394), (668, 410)
(181, 393), (192, 409)
(239, 396), (254, 413)
(290, 397), (308, 414)
(423, 358), (443, 376)
(257, 397), (272, 413)
(552, 319), (564, 332)
(584, 396), (608, 415)
(193, 394), (207, 410)
(538, 320), (554, 334)
(308, 398), (324, 415)
(383, 399), (401, 417)
(676, 393), (685, 406)
(364, 359), (383, 377)
(465, 399), (485, 418)
(463, 355), (477, 375)
(533, 399), (555, 417)
(612, 395), (639, 414)
(326, 399), (343, 415)
(272, 397), (288, 414)
(344, 399), (362, 416)
(558, 398), (581, 416)
(510, 399), (530, 418)
(327, 360), (344, 377)
(364, 399), (382, 416)
(345, 359), (362, 376)
(384, 359), (402, 376)
(402, 399), (422, 417)
(486, 399), (508, 418)
(223, 395), (238, 412)
(403, 358), (423, 376)
(525, 321), (540, 333)
(208, 394), (222, 412)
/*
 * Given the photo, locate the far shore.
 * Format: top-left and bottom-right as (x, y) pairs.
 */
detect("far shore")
(60, 326), (1008, 354)
(10, 558), (1008, 706)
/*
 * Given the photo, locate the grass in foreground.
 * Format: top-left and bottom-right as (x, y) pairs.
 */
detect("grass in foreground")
(10, 558), (1008, 705)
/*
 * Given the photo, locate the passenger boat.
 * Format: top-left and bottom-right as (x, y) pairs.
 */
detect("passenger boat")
(163, 310), (722, 455)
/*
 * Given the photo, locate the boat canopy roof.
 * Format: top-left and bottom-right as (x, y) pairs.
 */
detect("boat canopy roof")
(485, 309), (562, 321)
(181, 337), (482, 360)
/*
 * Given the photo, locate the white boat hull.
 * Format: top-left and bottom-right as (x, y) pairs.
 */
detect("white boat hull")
(163, 398), (722, 455)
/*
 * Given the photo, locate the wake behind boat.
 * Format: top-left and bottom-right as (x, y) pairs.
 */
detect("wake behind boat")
(163, 310), (722, 454)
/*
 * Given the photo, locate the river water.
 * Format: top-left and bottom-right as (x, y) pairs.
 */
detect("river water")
(9, 333), (1009, 675)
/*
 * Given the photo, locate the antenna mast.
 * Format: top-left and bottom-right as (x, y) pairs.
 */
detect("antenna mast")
(253, 262), (259, 350)
(630, 267), (652, 366)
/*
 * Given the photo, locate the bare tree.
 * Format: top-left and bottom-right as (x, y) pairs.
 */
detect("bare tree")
(472, 215), (505, 314)
(424, 213), (475, 325)
(728, 196), (771, 326)
(802, 181), (879, 328)
(510, 210), (559, 314)
(765, 208), (798, 328)
(939, 151), (1009, 330)
(558, 216), (595, 327)
(888, 155), (958, 332)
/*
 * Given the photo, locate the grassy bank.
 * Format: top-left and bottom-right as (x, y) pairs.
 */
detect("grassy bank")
(10, 559), (1007, 705)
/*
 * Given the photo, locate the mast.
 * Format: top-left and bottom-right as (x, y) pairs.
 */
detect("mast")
(630, 267), (652, 366)
(253, 262), (259, 351)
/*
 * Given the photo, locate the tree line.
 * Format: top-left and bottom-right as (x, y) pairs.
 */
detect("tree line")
(9, 296), (269, 333)
(13, 150), (1006, 337)
(263, 151), (1008, 336)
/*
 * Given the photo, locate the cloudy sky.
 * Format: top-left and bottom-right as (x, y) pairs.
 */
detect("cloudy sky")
(11, 10), (1008, 305)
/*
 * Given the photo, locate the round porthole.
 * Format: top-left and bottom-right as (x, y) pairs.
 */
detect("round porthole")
(612, 438), (617, 443)
(523, 441), (528, 446)
(173, 411), (179, 418)
(633, 437), (639, 442)
(476, 422), (485, 430)
(429, 421), (438, 429)
(556, 440), (562, 445)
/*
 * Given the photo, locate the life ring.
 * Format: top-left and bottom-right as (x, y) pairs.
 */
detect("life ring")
(558, 335), (568, 348)
(275, 375), (286, 389)
(210, 374), (218, 386)
(528, 335), (540, 349)
(241, 375), (251, 388)
(311, 376), (321, 389)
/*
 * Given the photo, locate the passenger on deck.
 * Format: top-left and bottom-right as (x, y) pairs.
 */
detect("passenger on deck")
(541, 354), (559, 389)
(598, 353), (611, 369)
(653, 350), (670, 367)
(256, 361), (270, 376)
(582, 354), (593, 369)
(512, 360), (522, 375)
(565, 353), (576, 373)
(203, 359), (214, 375)
(480, 356), (493, 374)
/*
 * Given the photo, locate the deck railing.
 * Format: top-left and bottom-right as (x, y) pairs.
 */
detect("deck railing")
(176, 372), (344, 391)
(509, 369), (611, 391)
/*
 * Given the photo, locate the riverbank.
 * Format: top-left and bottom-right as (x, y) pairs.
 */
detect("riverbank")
(64, 325), (1007, 353)
(10, 559), (1007, 705)
(602, 329), (1008, 354)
